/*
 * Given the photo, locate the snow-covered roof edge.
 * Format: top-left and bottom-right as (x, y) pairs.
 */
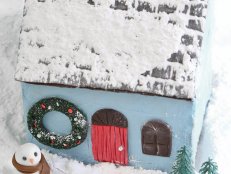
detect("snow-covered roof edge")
(15, 0), (209, 100)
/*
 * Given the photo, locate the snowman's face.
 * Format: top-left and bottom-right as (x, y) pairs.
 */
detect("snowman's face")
(15, 143), (42, 166)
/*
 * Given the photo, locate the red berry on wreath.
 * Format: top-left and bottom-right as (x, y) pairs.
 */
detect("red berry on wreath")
(76, 140), (81, 145)
(68, 108), (73, 114)
(50, 139), (55, 144)
(41, 104), (46, 109)
(33, 122), (37, 128)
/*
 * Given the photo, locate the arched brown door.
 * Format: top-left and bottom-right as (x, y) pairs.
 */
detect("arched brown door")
(142, 120), (172, 157)
(91, 109), (128, 165)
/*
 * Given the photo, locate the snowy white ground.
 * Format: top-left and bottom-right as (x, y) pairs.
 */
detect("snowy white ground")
(0, 0), (231, 173)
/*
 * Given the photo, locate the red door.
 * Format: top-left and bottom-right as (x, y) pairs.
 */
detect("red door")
(91, 109), (128, 165)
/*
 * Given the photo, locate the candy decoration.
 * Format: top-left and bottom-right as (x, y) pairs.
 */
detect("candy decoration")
(68, 108), (73, 114)
(41, 104), (46, 109)
(27, 97), (88, 149)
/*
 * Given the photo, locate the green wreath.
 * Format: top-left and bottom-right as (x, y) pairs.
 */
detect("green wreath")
(27, 97), (88, 149)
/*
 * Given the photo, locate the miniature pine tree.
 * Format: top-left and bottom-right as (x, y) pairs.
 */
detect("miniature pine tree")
(199, 158), (218, 174)
(171, 146), (195, 174)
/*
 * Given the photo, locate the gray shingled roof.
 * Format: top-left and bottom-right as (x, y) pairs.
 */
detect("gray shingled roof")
(15, 0), (208, 99)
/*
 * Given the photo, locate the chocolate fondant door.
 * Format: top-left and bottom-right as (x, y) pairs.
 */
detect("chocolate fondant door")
(91, 109), (128, 165)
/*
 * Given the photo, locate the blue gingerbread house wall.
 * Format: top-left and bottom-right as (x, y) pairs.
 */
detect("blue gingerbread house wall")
(22, 83), (194, 172)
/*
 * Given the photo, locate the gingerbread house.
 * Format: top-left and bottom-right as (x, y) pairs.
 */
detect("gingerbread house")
(15, 0), (211, 172)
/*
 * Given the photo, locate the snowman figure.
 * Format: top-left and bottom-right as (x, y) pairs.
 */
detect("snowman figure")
(12, 143), (50, 174)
